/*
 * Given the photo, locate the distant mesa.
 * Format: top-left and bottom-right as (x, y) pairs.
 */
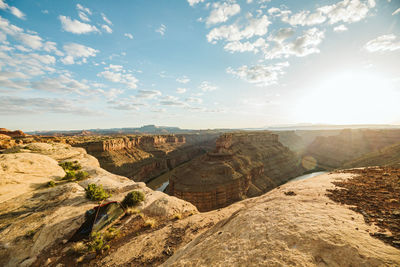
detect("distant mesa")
(0, 128), (28, 138)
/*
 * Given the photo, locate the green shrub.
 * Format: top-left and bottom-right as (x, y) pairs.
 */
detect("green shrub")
(85, 184), (110, 201)
(87, 232), (105, 253)
(63, 170), (76, 181)
(76, 171), (89, 180)
(59, 161), (82, 171)
(122, 191), (145, 207)
(47, 180), (56, 187)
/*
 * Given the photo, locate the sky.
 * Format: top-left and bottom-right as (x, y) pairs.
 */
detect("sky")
(0, 0), (399, 131)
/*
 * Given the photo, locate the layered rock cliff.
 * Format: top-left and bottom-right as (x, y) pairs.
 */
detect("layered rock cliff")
(304, 129), (400, 169)
(76, 134), (218, 183)
(168, 132), (304, 211)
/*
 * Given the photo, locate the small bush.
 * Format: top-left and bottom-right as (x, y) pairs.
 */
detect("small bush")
(87, 233), (105, 253)
(144, 218), (156, 228)
(76, 171), (89, 180)
(103, 227), (120, 241)
(85, 184), (110, 201)
(63, 170), (76, 181)
(126, 208), (141, 216)
(122, 191), (145, 208)
(59, 161), (82, 171)
(47, 181), (56, 187)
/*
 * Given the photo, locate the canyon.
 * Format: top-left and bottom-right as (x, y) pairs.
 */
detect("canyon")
(73, 133), (219, 183)
(0, 142), (398, 266)
(0, 127), (400, 266)
(168, 131), (304, 211)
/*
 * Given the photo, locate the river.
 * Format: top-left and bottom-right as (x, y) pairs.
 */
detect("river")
(149, 171), (328, 192)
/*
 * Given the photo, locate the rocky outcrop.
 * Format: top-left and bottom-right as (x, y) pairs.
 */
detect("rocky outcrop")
(161, 172), (400, 266)
(84, 135), (185, 153)
(169, 132), (304, 211)
(0, 143), (197, 267)
(304, 129), (400, 169)
(0, 128), (28, 138)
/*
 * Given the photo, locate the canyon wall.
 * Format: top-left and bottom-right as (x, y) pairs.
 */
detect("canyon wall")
(77, 133), (218, 183)
(304, 129), (400, 169)
(169, 131), (304, 211)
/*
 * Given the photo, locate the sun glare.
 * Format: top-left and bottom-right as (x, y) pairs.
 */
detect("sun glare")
(296, 71), (399, 125)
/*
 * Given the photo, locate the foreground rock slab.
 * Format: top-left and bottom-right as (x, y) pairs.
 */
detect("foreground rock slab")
(162, 172), (400, 266)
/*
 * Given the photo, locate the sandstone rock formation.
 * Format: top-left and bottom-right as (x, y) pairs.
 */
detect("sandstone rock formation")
(76, 134), (218, 183)
(0, 128), (28, 138)
(304, 129), (400, 169)
(0, 142), (197, 267)
(169, 131), (304, 211)
(162, 172), (400, 266)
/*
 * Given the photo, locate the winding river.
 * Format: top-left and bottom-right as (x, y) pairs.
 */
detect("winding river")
(150, 171), (328, 192)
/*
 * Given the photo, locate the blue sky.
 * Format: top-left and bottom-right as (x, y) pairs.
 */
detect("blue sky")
(0, 0), (399, 131)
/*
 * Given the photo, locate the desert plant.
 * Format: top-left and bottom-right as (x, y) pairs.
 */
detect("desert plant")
(103, 227), (120, 241)
(59, 161), (82, 171)
(76, 171), (89, 180)
(87, 232), (105, 253)
(122, 190), (145, 207)
(85, 184), (110, 201)
(144, 218), (156, 228)
(47, 180), (56, 187)
(62, 170), (76, 181)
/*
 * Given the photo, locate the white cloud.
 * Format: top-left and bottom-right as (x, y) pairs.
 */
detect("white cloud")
(318, 0), (374, 24)
(31, 74), (89, 94)
(43, 41), (64, 56)
(76, 4), (92, 15)
(108, 98), (144, 111)
(15, 32), (43, 50)
(333, 24), (348, 32)
(0, 96), (99, 115)
(280, 10), (326, 26)
(101, 13), (112, 25)
(186, 97), (203, 104)
(0, 0), (25, 19)
(59, 15), (99, 34)
(159, 95), (186, 106)
(176, 76), (190, 84)
(207, 15), (270, 43)
(136, 89), (162, 99)
(206, 2), (241, 26)
(199, 81), (218, 92)
(270, 28), (295, 43)
(392, 8), (400, 16)
(78, 11), (90, 22)
(102, 24), (113, 34)
(124, 33), (133, 39)
(156, 24), (166, 36)
(264, 28), (325, 59)
(364, 34), (400, 52)
(97, 65), (139, 89)
(62, 43), (99, 64)
(227, 61), (289, 86)
(176, 88), (187, 94)
(188, 0), (205, 7)
(224, 38), (266, 53)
